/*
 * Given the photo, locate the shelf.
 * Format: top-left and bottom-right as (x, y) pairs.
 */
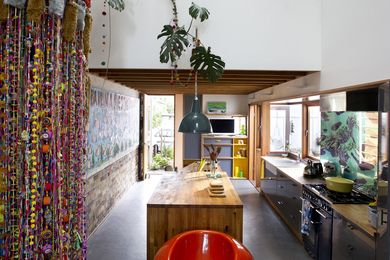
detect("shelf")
(234, 144), (247, 146)
(230, 177), (247, 180)
(202, 157), (233, 160)
(234, 157), (248, 159)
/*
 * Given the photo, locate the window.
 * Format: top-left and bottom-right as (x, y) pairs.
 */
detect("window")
(308, 106), (321, 159)
(270, 104), (302, 153)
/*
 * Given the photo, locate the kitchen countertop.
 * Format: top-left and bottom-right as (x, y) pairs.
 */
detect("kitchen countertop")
(262, 156), (324, 185)
(262, 155), (377, 239)
(332, 204), (376, 238)
(148, 170), (242, 207)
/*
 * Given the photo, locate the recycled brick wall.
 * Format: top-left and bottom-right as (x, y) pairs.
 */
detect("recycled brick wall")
(86, 150), (138, 235)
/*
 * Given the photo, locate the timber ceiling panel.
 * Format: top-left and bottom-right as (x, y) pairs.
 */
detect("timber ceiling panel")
(89, 69), (315, 95)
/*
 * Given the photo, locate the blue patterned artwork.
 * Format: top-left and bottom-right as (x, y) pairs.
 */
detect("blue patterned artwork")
(87, 88), (140, 175)
(320, 112), (378, 196)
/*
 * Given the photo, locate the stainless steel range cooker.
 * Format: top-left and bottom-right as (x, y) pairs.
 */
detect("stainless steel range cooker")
(302, 184), (374, 259)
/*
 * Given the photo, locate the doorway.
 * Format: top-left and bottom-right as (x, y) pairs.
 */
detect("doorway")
(144, 95), (175, 174)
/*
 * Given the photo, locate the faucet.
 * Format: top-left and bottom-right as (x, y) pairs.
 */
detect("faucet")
(297, 153), (301, 163)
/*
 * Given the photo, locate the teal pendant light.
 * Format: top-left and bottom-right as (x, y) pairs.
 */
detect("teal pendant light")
(179, 72), (212, 133)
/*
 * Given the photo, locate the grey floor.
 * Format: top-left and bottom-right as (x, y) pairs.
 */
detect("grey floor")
(88, 176), (311, 260)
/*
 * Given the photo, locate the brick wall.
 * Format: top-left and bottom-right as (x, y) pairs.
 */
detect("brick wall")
(86, 149), (138, 235)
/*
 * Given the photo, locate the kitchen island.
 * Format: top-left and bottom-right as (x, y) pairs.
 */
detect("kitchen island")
(147, 166), (243, 260)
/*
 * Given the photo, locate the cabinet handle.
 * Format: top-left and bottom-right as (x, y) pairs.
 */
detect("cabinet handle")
(277, 201), (284, 205)
(315, 209), (328, 220)
(346, 223), (355, 230)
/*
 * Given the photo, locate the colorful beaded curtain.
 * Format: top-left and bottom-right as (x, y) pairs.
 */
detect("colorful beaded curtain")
(0, 0), (91, 259)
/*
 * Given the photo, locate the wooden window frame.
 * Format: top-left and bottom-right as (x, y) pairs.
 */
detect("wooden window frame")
(303, 100), (320, 161)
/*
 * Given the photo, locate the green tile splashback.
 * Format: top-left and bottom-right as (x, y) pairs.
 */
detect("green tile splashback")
(320, 112), (378, 197)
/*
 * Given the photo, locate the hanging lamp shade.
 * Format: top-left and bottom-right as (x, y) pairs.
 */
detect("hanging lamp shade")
(178, 96), (212, 133)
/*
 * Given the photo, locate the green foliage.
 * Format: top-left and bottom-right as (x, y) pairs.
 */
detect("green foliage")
(161, 146), (173, 159)
(189, 2), (210, 22)
(158, 2), (225, 83)
(108, 0), (125, 12)
(152, 112), (162, 129)
(158, 25), (189, 63)
(151, 153), (170, 170)
(190, 46), (225, 82)
(239, 125), (246, 135)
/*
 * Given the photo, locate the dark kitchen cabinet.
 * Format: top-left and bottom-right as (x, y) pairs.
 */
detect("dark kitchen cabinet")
(261, 162), (302, 236)
(332, 211), (375, 260)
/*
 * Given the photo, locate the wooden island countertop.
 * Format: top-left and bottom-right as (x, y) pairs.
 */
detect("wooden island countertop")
(147, 168), (243, 260)
(148, 171), (243, 208)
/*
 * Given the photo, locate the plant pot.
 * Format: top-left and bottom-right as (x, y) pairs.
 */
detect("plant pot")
(325, 177), (354, 193)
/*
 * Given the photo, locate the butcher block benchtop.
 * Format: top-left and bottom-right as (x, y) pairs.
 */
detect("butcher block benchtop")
(147, 165), (244, 260)
(147, 171), (243, 207)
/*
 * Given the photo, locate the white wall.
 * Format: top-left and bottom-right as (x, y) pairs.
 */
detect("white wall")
(90, 0), (321, 70)
(89, 74), (139, 98)
(202, 95), (248, 115)
(249, 0), (390, 103)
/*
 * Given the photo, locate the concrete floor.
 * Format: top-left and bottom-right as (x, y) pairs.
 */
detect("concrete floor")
(88, 176), (311, 260)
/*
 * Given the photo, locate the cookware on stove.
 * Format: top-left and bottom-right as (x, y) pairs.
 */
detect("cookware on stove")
(325, 177), (354, 193)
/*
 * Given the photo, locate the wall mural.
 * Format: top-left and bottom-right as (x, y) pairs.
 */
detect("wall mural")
(87, 88), (140, 174)
(320, 112), (378, 196)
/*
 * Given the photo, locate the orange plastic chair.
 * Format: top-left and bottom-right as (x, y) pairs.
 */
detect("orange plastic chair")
(154, 230), (254, 260)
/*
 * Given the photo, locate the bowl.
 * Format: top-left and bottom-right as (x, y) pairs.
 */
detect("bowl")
(325, 177), (354, 193)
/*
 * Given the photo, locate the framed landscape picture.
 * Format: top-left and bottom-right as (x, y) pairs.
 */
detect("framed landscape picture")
(207, 101), (227, 114)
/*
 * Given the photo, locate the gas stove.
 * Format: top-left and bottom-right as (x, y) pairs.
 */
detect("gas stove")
(305, 184), (374, 204)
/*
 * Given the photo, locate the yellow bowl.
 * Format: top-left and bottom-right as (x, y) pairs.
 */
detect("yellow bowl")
(325, 177), (354, 193)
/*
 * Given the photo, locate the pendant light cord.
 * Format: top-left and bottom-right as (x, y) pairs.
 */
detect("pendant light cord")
(194, 28), (198, 100)
(194, 71), (198, 100)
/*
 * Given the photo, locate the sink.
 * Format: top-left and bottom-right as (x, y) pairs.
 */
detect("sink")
(266, 157), (302, 167)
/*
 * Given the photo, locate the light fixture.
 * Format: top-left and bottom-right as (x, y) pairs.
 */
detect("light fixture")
(178, 71), (212, 133)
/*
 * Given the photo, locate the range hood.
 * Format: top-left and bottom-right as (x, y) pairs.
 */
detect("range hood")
(320, 84), (388, 112)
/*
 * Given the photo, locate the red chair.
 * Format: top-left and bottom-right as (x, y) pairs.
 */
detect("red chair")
(154, 230), (253, 260)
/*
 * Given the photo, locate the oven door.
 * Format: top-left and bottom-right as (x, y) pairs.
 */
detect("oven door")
(316, 207), (332, 260)
(302, 204), (332, 260)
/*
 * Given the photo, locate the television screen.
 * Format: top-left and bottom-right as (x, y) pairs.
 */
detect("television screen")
(210, 119), (235, 133)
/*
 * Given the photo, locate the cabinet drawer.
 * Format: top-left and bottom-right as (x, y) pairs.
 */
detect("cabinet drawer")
(203, 138), (232, 144)
(333, 212), (375, 260)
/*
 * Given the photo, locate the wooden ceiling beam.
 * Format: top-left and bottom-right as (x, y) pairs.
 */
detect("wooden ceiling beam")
(90, 68), (310, 76)
(88, 68), (314, 95)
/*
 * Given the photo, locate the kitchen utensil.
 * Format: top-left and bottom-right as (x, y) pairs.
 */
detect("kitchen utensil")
(323, 162), (336, 176)
(312, 162), (323, 176)
(303, 160), (316, 177)
(325, 177), (354, 193)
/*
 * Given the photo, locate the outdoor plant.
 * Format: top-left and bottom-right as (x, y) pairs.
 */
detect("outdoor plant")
(157, 1), (225, 83)
(151, 153), (171, 170)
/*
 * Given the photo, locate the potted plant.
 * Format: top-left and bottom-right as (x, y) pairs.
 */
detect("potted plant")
(157, 1), (225, 83)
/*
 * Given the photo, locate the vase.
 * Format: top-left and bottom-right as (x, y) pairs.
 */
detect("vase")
(210, 160), (217, 178)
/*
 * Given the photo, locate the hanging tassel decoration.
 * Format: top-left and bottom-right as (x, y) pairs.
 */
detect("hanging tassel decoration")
(27, 0), (45, 23)
(84, 73), (91, 120)
(0, 2), (8, 21)
(48, 0), (66, 18)
(83, 12), (92, 58)
(63, 1), (78, 42)
(4, 0), (27, 9)
(76, 2), (86, 31)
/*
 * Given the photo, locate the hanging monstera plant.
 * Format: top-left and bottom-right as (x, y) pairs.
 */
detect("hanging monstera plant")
(108, 0), (125, 12)
(158, 1), (225, 83)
